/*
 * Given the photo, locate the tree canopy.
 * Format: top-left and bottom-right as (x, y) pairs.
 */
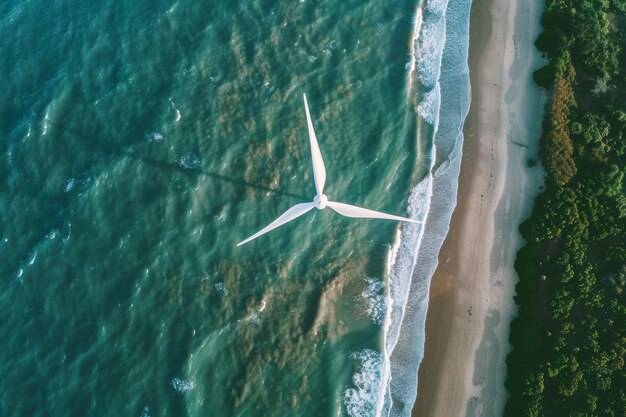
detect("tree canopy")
(505, 1), (626, 416)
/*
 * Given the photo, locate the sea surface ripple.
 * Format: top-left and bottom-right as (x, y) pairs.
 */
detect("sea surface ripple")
(0, 0), (468, 416)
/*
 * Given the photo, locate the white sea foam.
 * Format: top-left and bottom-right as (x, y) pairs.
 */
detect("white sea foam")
(415, 5), (447, 89)
(13, 226), (70, 281)
(65, 178), (76, 192)
(323, 39), (338, 57)
(214, 281), (228, 295)
(171, 377), (194, 393)
(379, 0), (473, 416)
(359, 277), (386, 325)
(386, 230), (401, 278)
(426, 0), (448, 15)
(169, 98), (181, 122)
(408, 10), (423, 81)
(63, 174), (92, 195)
(166, 2), (178, 15)
(42, 113), (49, 135)
(344, 350), (384, 417)
(213, 213), (227, 222)
(178, 154), (201, 170)
(417, 85), (440, 126)
(383, 177), (431, 355)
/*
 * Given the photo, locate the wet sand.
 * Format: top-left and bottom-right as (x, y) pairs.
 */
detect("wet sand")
(411, 0), (546, 416)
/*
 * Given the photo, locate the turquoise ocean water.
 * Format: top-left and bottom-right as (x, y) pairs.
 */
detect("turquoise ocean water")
(1, 0), (471, 416)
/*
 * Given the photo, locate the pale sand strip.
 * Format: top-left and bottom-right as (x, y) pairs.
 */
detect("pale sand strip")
(411, 0), (546, 416)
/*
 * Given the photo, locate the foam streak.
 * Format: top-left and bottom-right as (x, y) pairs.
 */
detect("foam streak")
(379, 0), (473, 415)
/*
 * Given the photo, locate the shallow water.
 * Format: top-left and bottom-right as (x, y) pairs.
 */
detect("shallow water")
(1, 1), (439, 416)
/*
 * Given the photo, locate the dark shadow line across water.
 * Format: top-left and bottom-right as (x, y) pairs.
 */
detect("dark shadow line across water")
(47, 120), (309, 201)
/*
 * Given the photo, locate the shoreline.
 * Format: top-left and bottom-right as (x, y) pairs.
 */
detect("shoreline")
(411, 0), (546, 416)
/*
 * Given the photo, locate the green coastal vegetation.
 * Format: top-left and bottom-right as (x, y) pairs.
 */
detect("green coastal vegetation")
(504, 0), (626, 416)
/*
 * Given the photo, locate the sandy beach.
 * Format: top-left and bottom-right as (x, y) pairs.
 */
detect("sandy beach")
(411, 0), (546, 416)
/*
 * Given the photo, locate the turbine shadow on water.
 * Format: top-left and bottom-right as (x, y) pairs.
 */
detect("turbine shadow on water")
(46, 120), (309, 201)
(236, 93), (421, 246)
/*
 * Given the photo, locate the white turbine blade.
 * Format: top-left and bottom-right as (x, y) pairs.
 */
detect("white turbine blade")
(327, 201), (420, 223)
(237, 202), (316, 246)
(303, 93), (327, 195)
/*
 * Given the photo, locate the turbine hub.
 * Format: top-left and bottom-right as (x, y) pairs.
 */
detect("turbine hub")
(314, 194), (328, 209)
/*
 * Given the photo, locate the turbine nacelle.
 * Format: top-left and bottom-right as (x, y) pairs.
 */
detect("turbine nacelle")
(237, 93), (421, 247)
(314, 194), (328, 209)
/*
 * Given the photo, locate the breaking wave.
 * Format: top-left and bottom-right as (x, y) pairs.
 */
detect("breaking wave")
(344, 350), (385, 417)
(378, 0), (473, 416)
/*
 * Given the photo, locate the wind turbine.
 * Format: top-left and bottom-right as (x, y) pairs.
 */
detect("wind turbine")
(237, 93), (419, 246)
